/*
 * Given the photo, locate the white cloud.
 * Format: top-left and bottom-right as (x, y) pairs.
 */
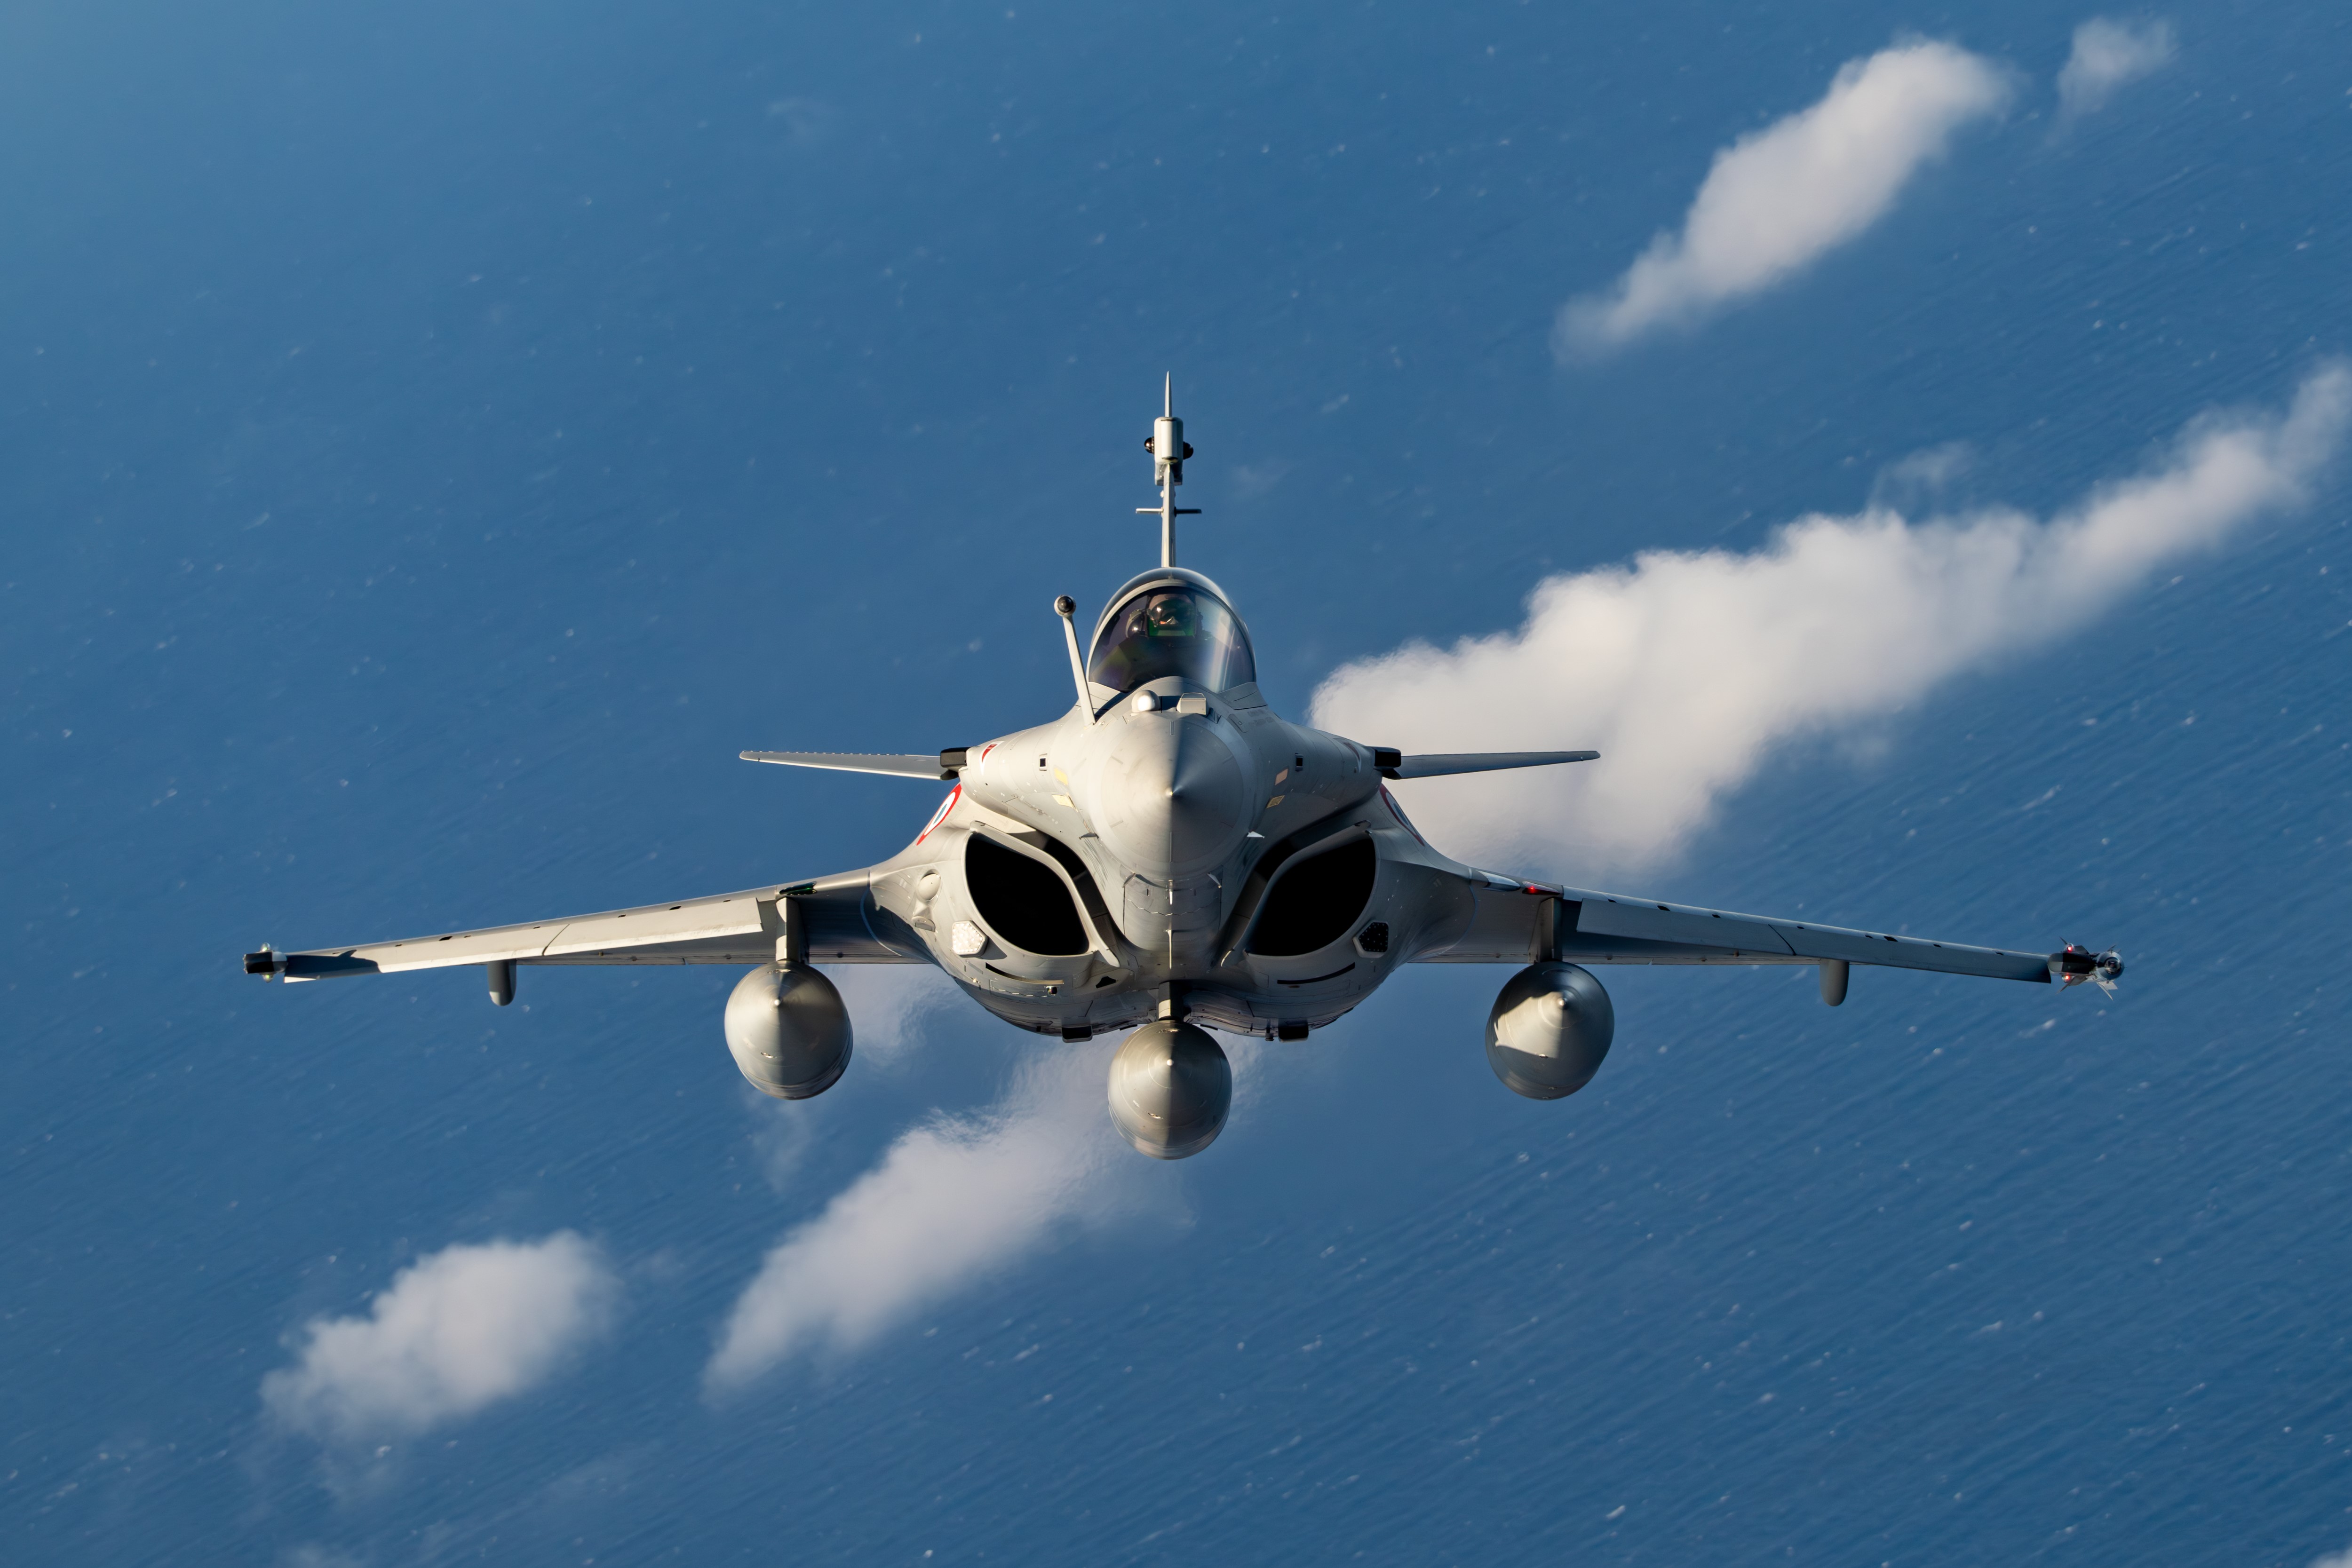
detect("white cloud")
(1231, 459), (1295, 499)
(822, 964), (960, 1067)
(1313, 366), (2350, 876)
(737, 972), (963, 1191)
(279, 1549), (366, 1568)
(2312, 1550), (2352, 1568)
(1868, 441), (1976, 510)
(2057, 18), (2176, 119)
(1558, 41), (2010, 352)
(705, 1049), (1146, 1392)
(262, 1233), (618, 1444)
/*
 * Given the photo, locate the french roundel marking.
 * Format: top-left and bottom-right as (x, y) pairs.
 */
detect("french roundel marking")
(1381, 785), (1430, 847)
(916, 784), (961, 845)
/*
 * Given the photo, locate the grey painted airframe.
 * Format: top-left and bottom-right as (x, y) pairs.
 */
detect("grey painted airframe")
(245, 382), (2123, 1158)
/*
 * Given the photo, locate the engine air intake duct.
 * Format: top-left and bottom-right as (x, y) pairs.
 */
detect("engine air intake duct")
(1247, 836), (1377, 957)
(965, 834), (1089, 956)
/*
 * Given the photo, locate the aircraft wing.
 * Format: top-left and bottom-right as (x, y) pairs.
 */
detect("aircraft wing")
(242, 868), (923, 982)
(1416, 874), (2057, 983)
(1372, 748), (1599, 780)
(742, 750), (959, 780)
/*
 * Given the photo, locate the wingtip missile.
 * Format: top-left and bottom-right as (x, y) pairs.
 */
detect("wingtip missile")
(2051, 942), (2125, 995)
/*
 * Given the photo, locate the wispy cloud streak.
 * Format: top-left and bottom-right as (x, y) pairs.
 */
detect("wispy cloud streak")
(2057, 18), (2176, 120)
(825, 965), (961, 1067)
(1314, 368), (2350, 874)
(262, 1233), (618, 1444)
(1558, 40), (2010, 352)
(705, 1051), (1137, 1393)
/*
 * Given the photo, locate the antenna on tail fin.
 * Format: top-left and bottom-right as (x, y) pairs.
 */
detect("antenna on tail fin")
(1137, 373), (1200, 567)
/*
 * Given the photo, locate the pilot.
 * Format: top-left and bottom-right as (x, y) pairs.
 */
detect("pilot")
(1137, 592), (1199, 641)
(1090, 585), (1254, 695)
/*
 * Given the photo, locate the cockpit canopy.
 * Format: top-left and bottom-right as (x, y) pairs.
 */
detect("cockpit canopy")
(1087, 581), (1256, 697)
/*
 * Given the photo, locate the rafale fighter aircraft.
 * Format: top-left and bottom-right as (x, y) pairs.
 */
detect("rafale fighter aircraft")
(245, 382), (2123, 1158)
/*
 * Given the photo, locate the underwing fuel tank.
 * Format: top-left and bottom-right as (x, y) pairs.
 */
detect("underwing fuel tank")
(1106, 1018), (1232, 1158)
(724, 962), (854, 1099)
(1485, 961), (1615, 1100)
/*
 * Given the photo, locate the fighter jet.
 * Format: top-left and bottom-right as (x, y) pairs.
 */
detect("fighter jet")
(244, 381), (2123, 1158)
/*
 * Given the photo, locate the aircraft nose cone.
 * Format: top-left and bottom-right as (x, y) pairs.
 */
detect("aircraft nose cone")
(1097, 716), (1248, 876)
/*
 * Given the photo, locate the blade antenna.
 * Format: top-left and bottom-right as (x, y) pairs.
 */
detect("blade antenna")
(1136, 372), (1200, 568)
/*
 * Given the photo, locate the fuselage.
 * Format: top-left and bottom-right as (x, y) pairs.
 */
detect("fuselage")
(854, 567), (1509, 1039)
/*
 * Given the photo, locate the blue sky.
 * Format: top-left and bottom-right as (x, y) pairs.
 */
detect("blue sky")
(7, 3), (2351, 1563)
